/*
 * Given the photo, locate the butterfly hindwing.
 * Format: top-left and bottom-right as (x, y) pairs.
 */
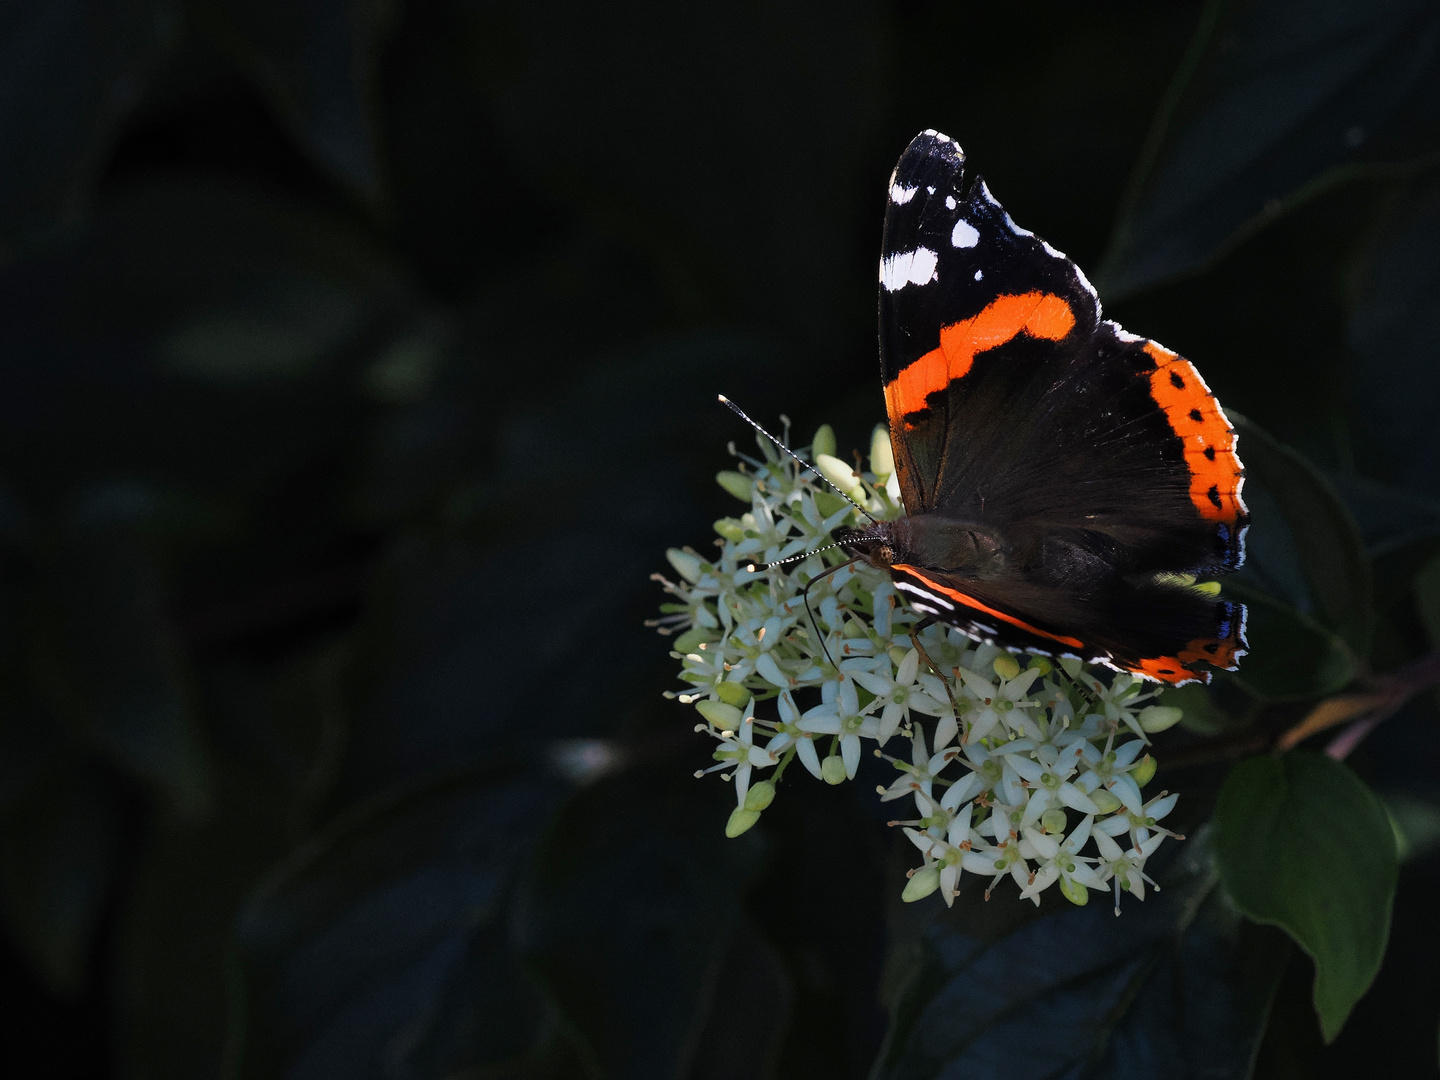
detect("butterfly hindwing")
(889, 564), (1246, 684)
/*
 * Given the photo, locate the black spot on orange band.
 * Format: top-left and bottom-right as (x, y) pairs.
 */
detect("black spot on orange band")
(1141, 341), (1244, 525)
(1126, 625), (1245, 684)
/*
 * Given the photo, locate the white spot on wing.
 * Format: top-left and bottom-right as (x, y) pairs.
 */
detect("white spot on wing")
(974, 270), (983, 281)
(945, 195), (956, 210)
(951, 218), (979, 248)
(879, 247), (939, 292)
(889, 183), (918, 205)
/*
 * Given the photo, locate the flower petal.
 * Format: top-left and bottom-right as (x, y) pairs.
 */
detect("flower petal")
(1058, 781), (1101, 815)
(796, 736), (822, 779)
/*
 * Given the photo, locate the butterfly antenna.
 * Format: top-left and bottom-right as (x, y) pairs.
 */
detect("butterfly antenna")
(718, 395), (878, 525)
(748, 539), (847, 572)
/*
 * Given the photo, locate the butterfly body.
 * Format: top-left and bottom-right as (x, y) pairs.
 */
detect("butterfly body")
(847, 130), (1249, 685)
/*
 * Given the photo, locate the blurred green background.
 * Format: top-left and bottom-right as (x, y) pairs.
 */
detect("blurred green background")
(2, 1), (1440, 1077)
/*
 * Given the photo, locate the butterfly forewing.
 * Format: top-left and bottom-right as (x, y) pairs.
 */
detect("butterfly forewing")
(870, 130), (1248, 684)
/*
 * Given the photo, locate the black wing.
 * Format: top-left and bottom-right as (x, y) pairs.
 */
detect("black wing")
(877, 130), (1246, 577)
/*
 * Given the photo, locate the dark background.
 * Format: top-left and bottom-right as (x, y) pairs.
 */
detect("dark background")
(2, 1), (1439, 1077)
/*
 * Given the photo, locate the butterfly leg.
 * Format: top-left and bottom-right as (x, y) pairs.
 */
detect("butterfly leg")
(1053, 659), (1101, 712)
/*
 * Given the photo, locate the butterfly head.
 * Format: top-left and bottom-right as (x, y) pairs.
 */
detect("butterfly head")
(834, 522), (899, 568)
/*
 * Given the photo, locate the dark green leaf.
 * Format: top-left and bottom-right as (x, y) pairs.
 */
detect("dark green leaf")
(191, 0), (395, 198)
(874, 838), (1286, 1080)
(0, 743), (124, 995)
(1233, 415), (1373, 658)
(1098, 0), (1440, 296)
(0, 0), (176, 251)
(1215, 751), (1398, 1041)
(114, 643), (351, 1080)
(1162, 680), (1260, 736)
(1223, 585), (1355, 701)
(31, 524), (209, 815)
(1416, 552), (1440, 648)
(479, 0), (888, 353)
(1329, 473), (1440, 619)
(1329, 473), (1440, 559)
(234, 769), (565, 1079)
(522, 764), (766, 1080)
(0, 178), (412, 514)
(1348, 178), (1440, 504)
(1381, 790), (1440, 863)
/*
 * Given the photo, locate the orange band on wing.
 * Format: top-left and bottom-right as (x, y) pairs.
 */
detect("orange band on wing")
(1125, 631), (1244, 685)
(1141, 341), (1244, 525)
(893, 564), (1085, 649)
(885, 292), (1076, 423)
(1128, 656), (1203, 685)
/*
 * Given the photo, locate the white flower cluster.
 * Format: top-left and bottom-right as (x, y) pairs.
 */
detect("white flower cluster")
(651, 423), (1186, 913)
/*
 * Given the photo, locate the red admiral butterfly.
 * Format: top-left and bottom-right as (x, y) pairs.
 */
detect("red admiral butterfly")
(837, 130), (1248, 686)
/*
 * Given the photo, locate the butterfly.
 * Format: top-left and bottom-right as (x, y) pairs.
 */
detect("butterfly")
(835, 130), (1248, 686)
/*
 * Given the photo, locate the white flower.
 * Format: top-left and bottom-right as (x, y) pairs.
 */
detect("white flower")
(694, 699), (777, 806)
(1094, 829), (1167, 915)
(659, 421), (1189, 911)
(1017, 814), (1105, 905)
(1074, 734), (1149, 815)
(852, 647), (945, 744)
(796, 672), (881, 779)
(999, 745), (1102, 828)
(1095, 790), (1181, 853)
(902, 797), (994, 906)
(959, 666), (1042, 743)
(875, 726), (958, 804)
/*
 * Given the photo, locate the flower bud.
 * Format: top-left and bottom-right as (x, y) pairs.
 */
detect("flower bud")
(1090, 788), (1123, 814)
(902, 865), (941, 902)
(815, 454), (864, 498)
(696, 700), (743, 732)
(673, 626), (712, 653)
(869, 424), (894, 476)
(744, 780), (776, 811)
(726, 807), (761, 837)
(716, 682), (751, 708)
(713, 518), (745, 542)
(811, 424), (837, 460)
(993, 654), (1021, 680)
(716, 470), (752, 502)
(1059, 874), (1090, 906)
(1130, 753), (1157, 787)
(1138, 705), (1182, 733)
(821, 755), (848, 785)
(666, 548), (702, 584)
(1040, 808), (1068, 835)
